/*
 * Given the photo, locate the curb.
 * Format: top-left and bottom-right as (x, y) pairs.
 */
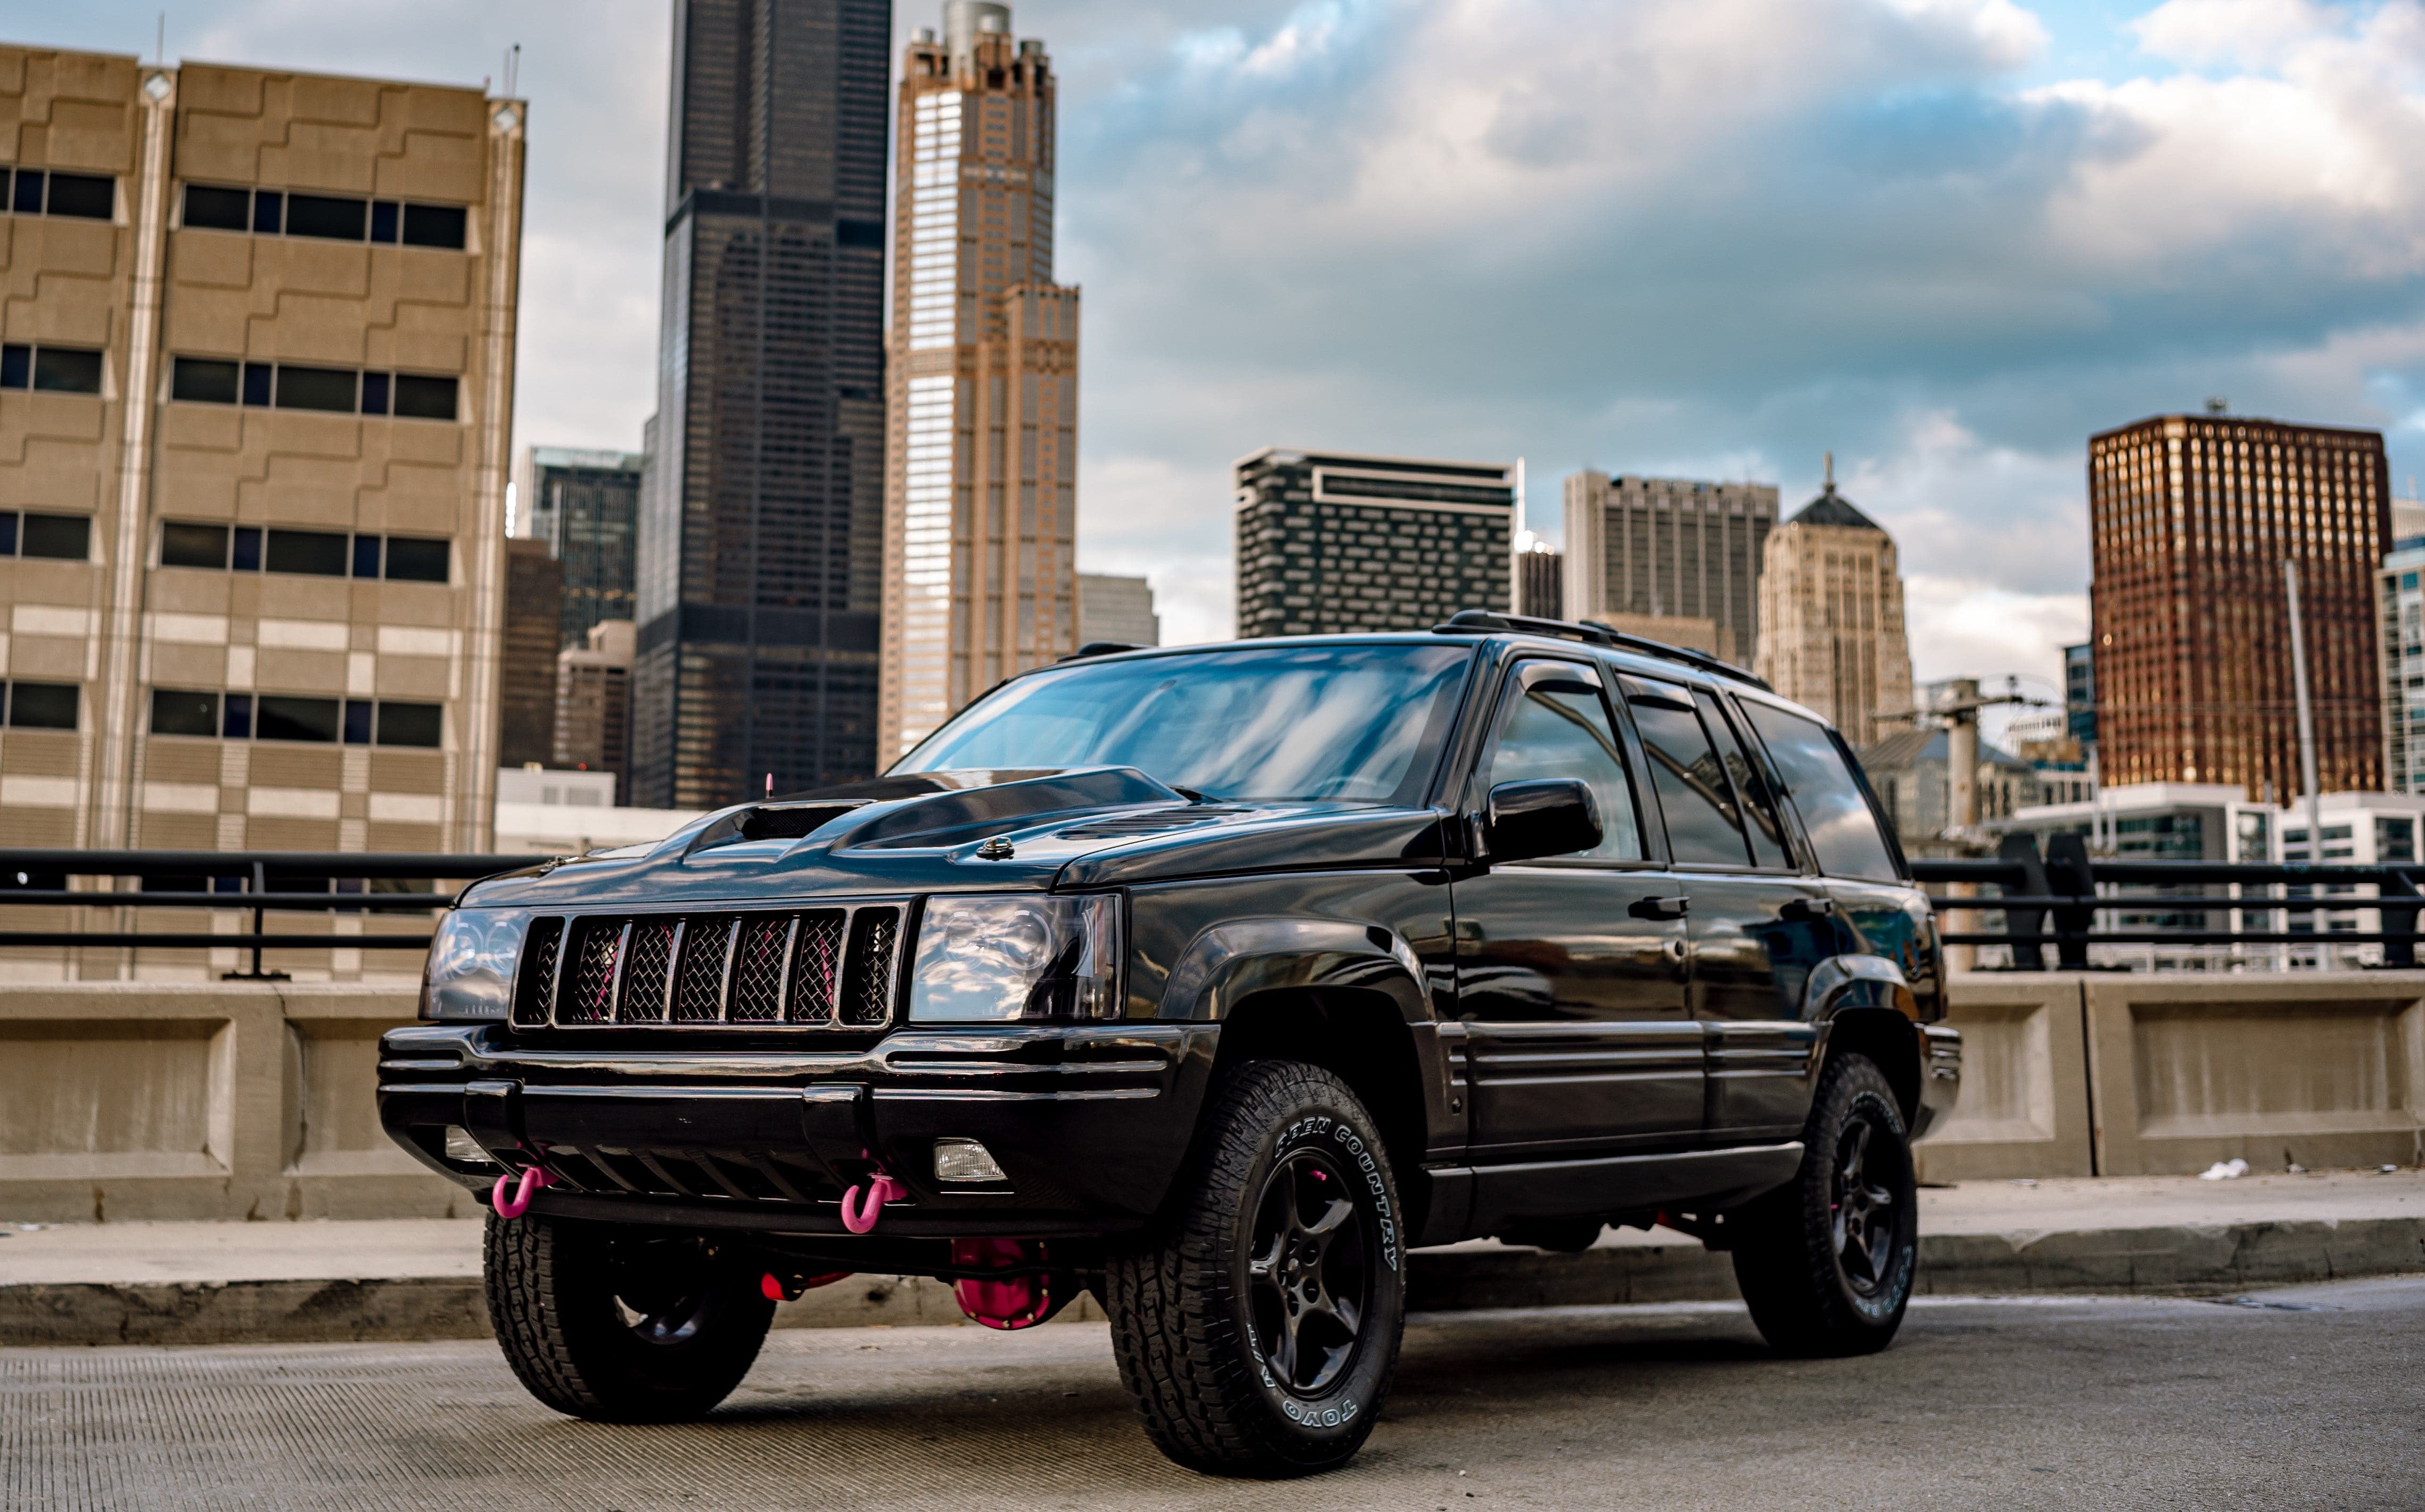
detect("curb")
(6, 1219), (2420, 1349)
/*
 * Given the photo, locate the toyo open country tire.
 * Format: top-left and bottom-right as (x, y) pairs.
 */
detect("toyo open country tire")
(1730, 1051), (1919, 1357)
(1105, 1060), (1408, 1477)
(484, 1213), (775, 1423)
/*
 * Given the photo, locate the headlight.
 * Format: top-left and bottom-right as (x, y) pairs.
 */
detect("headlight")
(907, 894), (1123, 1022)
(420, 908), (532, 1021)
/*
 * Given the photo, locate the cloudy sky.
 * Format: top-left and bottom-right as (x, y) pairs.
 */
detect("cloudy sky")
(19, 0), (2425, 704)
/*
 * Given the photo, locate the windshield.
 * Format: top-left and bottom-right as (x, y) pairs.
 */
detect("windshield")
(892, 643), (1476, 804)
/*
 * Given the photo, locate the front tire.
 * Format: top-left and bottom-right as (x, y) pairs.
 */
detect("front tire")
(484, 1214), (775, 1422)
(1730, 1052), (1918, 1357)
(1105, 1060), (1407, 1477)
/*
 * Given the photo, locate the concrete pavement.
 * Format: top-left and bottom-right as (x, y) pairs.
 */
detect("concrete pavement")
(5, 1278), (2421, 1509)
(3, 1168), (2421, 1346)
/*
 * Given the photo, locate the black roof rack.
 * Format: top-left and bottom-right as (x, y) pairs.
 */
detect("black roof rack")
(1429, 609), (1772, 691)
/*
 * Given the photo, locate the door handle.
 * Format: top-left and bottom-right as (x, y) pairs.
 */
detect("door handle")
(1780, 897), (1837, 922)
(1629, 895), (1690, 921)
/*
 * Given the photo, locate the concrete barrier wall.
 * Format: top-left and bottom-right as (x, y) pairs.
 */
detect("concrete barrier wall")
(0, 984), (470, 1223)
(1913, 975), (2095, 1182)
(3, 974), (2420, 1221)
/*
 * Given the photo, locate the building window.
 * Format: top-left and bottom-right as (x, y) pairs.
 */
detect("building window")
(155, 687), (442, 747)
(169, 355), (457, 421)
(0, 511), (92, 561)
(150, 688), (220, 737)
(0, 343), (104, 395)
(3, 680), (80, 729)
(4, 168), (114, 221)
(179, 182), (467, 250)
(158, 520), (449, 582)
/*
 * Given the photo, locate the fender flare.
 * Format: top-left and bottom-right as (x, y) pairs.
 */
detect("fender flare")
(1156, 916), (1432, 1024)
(1802, 952), (1919, 1024)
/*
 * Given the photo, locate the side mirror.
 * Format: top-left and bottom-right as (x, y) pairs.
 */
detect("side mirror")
(1484, 778), (1602, 864)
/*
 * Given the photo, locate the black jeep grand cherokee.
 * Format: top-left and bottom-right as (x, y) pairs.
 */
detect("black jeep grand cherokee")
(382, 613), (1958, 1477)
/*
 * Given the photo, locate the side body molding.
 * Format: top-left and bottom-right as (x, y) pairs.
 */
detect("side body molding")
(1156, 917), (1431, 1024)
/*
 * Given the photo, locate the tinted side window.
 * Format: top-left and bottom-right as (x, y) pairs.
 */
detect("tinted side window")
(1741, 702), (1902, 882)
(1698, 689), (1794, 870)
(1623, 677), (1750, 866)
(1486, 661), (1645, 862)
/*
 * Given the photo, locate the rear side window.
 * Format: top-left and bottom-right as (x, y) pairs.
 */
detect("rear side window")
(1622, 677), (1749, 866)
(1698, 690), (1794, 870)
(1740, 702), (1902, 883)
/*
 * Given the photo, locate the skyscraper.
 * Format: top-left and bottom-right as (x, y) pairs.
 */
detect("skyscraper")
(878, 3), (1079, 763)
(1233, 449), (1514, 637)
(514, 446), (644, 651)
(1753, 462), (1914, 742)
(634, 0), (892, 809)
(2089, 412), (2390, 798)
(1561, 472), (1775, 665)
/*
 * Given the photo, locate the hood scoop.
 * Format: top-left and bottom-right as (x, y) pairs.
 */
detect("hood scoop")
(848, 766), (1185, 850)
(683, 800), (870, 858)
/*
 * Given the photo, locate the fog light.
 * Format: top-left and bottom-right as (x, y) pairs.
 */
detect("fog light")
(933, 1137), (1007, 1184)
(441, 1125), (498, 1169)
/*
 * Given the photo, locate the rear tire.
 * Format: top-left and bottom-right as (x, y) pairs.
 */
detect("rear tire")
(483, 1214), (774, 1421)
(1104, 1060), (1407, 1477)
(1730, 1052), (1917, 1357)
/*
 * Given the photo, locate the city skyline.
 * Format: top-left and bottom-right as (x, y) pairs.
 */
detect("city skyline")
(12, 0), (2418, 700)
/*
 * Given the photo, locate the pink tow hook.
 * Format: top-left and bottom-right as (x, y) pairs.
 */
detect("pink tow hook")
(491, 1164), (553, 1219)
(840, 1155), (908, 1234)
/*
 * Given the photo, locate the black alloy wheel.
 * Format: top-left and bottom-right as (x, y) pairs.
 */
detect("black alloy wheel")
(1730, 1051), (1919, 1357)
(1105, 1059), (1407, 1477)
(1246, 1146), (1374, 1396)
(1830, 1113), (1901, 1300)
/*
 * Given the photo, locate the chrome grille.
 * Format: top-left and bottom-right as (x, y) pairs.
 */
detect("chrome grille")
(514, 902), (905, 1031)
(510, 917), (563, 1028)
(617, 917), (679, 1023)
(841, 907), (901, 1026)
(727, 915), (792, 1023)
(560, 919), (626, 1025)
(672, 917), (735, 1023)
(787, 910), (845, 1024)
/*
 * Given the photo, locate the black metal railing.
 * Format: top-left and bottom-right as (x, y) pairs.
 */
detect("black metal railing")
(1912, 833), (2425, 970)
(0, 849), (550, 980)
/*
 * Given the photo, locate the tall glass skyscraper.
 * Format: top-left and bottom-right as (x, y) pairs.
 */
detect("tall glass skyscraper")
(633, 0), (893, 809)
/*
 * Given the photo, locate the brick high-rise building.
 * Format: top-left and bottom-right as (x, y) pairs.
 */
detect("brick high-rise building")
(2089, 412), (2391, 799)
(1234, 449), (1514, 637)
(634, 0), (892, 807)
(0, 48), (521, 975)
(1752, 463), (1914, 742)
(878, 2), (1079, 763)
(1562, 472), (1775, 665)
